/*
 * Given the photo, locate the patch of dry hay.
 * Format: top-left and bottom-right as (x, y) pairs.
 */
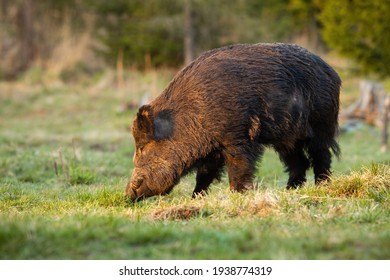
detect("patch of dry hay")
(151, 205), (202, 221)
(327, 164), (390, 198)
(250, 192), (280, 217)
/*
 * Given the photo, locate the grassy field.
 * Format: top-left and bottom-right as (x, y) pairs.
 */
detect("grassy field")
(0, 70), (389, 259)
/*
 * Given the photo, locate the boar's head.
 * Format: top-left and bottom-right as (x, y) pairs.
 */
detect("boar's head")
(126, 105), (180, 201)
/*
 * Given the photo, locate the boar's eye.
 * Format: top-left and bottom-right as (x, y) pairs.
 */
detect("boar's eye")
(136, 145), (144, 154)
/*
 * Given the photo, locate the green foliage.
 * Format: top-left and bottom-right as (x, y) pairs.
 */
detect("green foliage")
(320, 0), (390, 77)
(89, 0), (306, 68)
(90, 0), (183, 68)
(2, 0), (352, 74)
(244, 0), (296, 42)
(91, 0), (242, 68)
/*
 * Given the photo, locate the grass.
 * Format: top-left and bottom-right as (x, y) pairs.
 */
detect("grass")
(0, 71), (389, 259)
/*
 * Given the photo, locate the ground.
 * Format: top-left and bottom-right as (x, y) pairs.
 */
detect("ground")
(0, 70), (389, 259)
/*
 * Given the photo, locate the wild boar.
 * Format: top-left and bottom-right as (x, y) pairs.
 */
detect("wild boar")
(126, 43), (341, 201)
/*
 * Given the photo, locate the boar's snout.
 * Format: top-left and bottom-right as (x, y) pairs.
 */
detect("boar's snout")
(125, 181), (137, 200)
(125, 181), (141, 202)
(125, 170), (156, 202)
(126, 174), (146, 202)
(125, 166), (177, 202)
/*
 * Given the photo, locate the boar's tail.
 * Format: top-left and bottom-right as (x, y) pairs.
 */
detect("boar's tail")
(330, 139), (341, 160)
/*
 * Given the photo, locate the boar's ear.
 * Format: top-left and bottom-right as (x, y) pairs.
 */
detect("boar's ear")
(135, 105), (154, 139)
(153, 109), (174, 140)
(135, 106), (174, 141)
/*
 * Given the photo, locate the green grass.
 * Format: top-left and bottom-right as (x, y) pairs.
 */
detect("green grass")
(0, 73), (389, 259)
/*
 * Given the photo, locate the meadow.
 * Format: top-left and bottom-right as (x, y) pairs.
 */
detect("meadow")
(0, 69), (389, 259)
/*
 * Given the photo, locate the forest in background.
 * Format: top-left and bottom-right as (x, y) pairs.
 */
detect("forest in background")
(1, 0), (389, 82)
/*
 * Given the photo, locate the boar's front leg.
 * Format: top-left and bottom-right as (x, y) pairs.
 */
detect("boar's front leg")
(224, 150), (256, 192)
(193, 152), (224, 198)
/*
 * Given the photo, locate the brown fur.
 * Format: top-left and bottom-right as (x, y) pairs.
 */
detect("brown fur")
(126, 43), (341, 201)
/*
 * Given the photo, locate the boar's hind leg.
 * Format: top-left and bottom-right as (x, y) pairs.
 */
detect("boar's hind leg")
(278, 141), (310, 189)
(192, 152), (224, 198)
(308, 146), (332, 184)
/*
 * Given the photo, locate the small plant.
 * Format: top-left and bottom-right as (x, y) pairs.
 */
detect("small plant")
(68, 161), (96, 185)
(54, 144), (96, 186)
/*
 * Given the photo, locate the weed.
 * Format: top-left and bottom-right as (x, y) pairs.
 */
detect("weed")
(53, 145), (97, 186)
(68, 161), (96, 185)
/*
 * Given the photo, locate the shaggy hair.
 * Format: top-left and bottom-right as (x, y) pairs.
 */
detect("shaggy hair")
(126, 43), (341, 201)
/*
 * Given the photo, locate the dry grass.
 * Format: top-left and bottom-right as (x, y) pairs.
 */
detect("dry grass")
(327, 163), (390, 198)
(152, 205), (202, 220)
(125, 163), (389, 224)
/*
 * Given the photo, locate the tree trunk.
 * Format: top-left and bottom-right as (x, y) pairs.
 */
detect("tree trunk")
(116, 48), (124, 90)
(16, 0), (35, 74)
(381, 96), (390, 152)
(341, 80), (389, 152)
(184, 0), (195, 65)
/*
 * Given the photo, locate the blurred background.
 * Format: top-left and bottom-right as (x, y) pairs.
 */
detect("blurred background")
(1, 0), (389, 83)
